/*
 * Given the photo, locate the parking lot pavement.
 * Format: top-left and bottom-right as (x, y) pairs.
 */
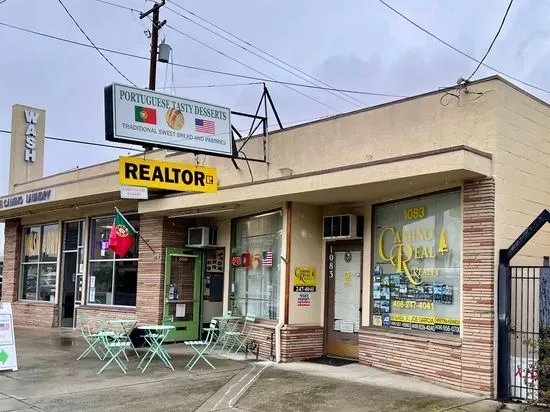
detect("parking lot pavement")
(0, 327), (538, 412)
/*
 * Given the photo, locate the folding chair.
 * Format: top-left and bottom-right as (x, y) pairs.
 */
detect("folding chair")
(76, 313), (105, 360)
(224, 314), (256, 354)
(185, 319), (217, 371)
(97, 332), (132, 374)
(210, 311), (233, 353)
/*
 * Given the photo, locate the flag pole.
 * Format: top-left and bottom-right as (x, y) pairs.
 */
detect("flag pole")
(114, 207), (156, 254)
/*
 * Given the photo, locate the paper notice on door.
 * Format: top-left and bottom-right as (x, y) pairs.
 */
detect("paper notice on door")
(176, 304), (186, 318)
(340, 321), (354, 333)
(334, 319), (342, 331)
(90, 276), (96, 288)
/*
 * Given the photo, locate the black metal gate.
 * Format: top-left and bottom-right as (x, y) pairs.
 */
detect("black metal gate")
(507, 266), (540, 402)
(498, 209), (550, 402)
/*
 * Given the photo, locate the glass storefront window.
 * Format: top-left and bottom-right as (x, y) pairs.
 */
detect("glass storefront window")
(88, 215), (139, 307)
(372, 191), (461, 335)
(20, 224), (60, 302)
(230, 211), (283, 320)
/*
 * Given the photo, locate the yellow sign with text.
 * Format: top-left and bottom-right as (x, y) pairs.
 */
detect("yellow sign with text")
(119, 157), (217, 193)
(293, 267), (317, 292)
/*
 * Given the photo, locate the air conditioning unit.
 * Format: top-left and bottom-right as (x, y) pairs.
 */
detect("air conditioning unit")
(188, 227), (218, 247)
(323, 215), (363, 239)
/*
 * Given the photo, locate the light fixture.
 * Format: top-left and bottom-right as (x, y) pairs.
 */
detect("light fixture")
(168, 206), (236, 218)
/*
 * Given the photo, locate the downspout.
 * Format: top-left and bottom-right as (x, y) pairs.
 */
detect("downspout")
(276, 202), (292, 362)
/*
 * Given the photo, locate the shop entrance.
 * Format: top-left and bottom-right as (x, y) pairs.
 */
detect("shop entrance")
(60, 220), (85, 328)
(326, 243), (362, 358)
(164, 248), (202, 341)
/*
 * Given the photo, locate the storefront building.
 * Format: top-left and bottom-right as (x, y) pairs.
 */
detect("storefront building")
(2, 76), (550, 396)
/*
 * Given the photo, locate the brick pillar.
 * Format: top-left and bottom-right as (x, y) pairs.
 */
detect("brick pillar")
(136, 215), (165, 325)
(136, 216), (186, 325)
(3, 219), (21, 302)
(461, 178), (496, 395)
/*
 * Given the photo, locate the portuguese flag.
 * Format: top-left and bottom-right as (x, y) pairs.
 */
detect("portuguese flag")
(135, 105), (157, 125)
(108, 209), (137, 257)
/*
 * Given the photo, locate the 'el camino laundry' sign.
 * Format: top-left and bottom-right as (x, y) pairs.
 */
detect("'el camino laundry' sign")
(0, 189), (55, 210)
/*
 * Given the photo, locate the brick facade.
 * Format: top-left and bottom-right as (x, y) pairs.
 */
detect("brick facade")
(248, 322), (276, 360)
(12, 302), (58, 327)
(359, 179), (496, 396)
(2, 219), (21, 303)
(136, 216), (186, 325)
(75, 306), (137, 328)
(281, 324), (324, 361)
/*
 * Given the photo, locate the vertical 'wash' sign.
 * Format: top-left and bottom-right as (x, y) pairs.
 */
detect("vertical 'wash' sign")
(24, 110), (39, 163)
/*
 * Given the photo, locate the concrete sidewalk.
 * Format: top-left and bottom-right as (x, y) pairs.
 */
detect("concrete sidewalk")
(0, 326), (538, 411)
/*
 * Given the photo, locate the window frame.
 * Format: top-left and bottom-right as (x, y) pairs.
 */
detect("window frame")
(230, 209), (283, 321)
(87, 214), (139, 308)
(19, 222), (60, 303)
(370, 188), (462, 337)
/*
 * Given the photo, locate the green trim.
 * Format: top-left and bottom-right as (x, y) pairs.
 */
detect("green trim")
(164, 247), (203, 341)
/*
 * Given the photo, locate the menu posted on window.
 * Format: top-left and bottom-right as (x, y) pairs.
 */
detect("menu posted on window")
(0, 303), (18, 371)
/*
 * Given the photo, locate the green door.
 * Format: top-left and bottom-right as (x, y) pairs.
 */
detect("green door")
(164, 248), (203, 341)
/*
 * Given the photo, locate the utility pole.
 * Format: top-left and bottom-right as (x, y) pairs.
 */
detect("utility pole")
(140, 0), (166, 91)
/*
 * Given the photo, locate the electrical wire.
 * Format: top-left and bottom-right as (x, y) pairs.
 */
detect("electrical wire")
(164, 23), (340, 113)
(467, 0), (514, 81)
(0, 21), (405, 98)
(164, 3), (366, 109)
(167, 1), (370, 108)
(376, 0), (550, 95)
(56, 0), (137, 86)
(0, 130), (143, 151)
(158, 82), (262, 90)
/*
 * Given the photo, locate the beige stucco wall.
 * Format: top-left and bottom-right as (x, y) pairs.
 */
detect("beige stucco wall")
(493, 82), (550, 265)
(288, 203), (324, 325)
(6, 78), (500, 221)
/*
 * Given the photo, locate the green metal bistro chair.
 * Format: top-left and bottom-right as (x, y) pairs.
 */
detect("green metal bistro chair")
(210, 311), (233, 353)
(76, 313), (105, 360)
(185, 319), (217, 371)
(223, 314), (256, 354)
(97, 331), (132, 374)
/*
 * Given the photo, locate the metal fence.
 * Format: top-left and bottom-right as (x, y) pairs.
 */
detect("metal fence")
(509, 266), (540, 402)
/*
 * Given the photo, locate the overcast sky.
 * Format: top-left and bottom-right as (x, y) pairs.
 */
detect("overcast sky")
(0, 0), (549, 255)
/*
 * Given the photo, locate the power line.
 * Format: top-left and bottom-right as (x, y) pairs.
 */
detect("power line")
(164, 3), (365, 109)
(158, 82), (262, 90)
(164, 23), (340, 113)
(95, 0), (140, 12)
(0, 21), (405, 98)
(167, 1), (370, 108)
(0, 130), (143, 151)
(376, 0), (550, 95)
(56, 0), (137, 86)
(467, 0), (514, 81)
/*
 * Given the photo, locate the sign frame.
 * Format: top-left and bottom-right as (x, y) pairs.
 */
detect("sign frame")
(0, 303), (18, 371)
(119, 156), (218, 193)
(105, 83), (234, 157)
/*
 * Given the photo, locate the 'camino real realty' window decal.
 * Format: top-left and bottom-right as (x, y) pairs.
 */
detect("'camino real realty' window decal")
(372, 191), (461, 336)
(0, 189), (55, 210)
(119, 157), (217, 193)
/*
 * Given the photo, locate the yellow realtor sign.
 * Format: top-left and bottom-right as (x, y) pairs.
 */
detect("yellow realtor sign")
(119, 157), (217, 193)
(293, 267), (317, 292)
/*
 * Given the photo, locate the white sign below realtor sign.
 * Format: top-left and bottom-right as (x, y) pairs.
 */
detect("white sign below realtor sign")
(105, 83), (233, 157)
(120, 185), (148, 200)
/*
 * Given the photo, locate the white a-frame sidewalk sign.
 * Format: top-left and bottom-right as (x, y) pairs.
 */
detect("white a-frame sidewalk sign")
(0, 303), (18, 371)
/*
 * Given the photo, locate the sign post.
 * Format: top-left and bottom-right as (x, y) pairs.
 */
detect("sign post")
(0, 303), (18, 372)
